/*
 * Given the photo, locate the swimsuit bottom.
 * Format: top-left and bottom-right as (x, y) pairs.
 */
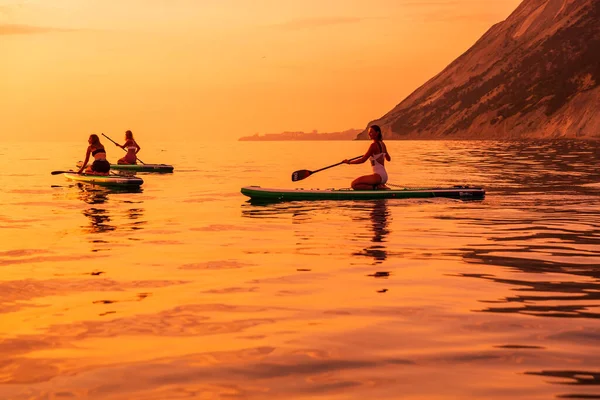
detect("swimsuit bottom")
(372, 163), (388, 184)
(91, 159), (110, 173)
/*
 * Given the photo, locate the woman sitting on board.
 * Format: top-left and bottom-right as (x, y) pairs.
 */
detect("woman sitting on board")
(115, 130), (141, 164)
(77, 134), (110, 175)
(342, 125), (391, 190)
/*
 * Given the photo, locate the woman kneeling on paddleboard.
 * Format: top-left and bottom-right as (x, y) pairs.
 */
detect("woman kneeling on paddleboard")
(77, 134), (110, 175)
(342, 125), (391, 190)
(116, 130), (141, 165)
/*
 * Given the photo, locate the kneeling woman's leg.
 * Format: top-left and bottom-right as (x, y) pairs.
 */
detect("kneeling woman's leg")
(351, 173), (382, 190)
(117, 156), (135, 165)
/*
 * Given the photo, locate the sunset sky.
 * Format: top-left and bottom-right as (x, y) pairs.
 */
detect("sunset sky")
(1, 0), (522, 142)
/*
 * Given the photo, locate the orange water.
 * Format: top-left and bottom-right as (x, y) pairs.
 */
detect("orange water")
(0, 140), (599, 399)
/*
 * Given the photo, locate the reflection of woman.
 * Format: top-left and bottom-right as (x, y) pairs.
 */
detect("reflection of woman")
(367, 200), (390, 261)
(116, 130), (141, 165)
(78, 134), (110, 175)
(75, 184), (144, 235)
(75, 185), (115, 233)
(77, 183), (109, 205)
(81, 208), (115, 233)
(371, 200), (390, 245)
(343, 125), (391, 190)
(353, 200), (390, 262)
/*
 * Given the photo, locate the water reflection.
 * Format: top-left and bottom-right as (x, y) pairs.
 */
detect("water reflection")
(439, 140), (600, 194)
(74, 183), (146, 236)
(74, 184), (111, 234)
(241, 199), (392, 266)
(454, 244), (600, 318)
(82, 208), (115, 234)
(125, 206), (146, 231)
(411, 141), (600, 398)
(459, 269), (600, 319)
(352, 200), (390, 263)
(453, 200), (600, 319)
(525, 370), (600, 386)
(240, 200), (335, 218)
(9, 139), (600, 399)
(436, 140), (600, 321)
(524, 370), (600, 399)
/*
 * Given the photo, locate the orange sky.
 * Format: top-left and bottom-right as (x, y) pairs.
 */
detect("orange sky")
(0, 0), (522, 142)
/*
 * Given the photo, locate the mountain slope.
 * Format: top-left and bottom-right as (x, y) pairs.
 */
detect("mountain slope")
(358, 0), (600, 140)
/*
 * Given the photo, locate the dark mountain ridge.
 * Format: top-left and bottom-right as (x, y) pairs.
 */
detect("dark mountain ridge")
(358, 0), (600, 140)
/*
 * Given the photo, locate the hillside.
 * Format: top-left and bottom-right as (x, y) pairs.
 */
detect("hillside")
(357, 0), (600, 140)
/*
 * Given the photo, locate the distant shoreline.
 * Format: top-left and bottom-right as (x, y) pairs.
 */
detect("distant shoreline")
(239, 129), (361, 141)
(239, 130), (600, 141)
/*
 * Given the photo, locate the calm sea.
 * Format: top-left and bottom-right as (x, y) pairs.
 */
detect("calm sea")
(0, 139), (599, 400)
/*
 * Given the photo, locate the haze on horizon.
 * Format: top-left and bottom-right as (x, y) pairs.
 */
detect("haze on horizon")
(0, 0), (521, 142)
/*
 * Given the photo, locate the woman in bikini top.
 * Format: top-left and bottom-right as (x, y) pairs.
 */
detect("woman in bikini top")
(77, 134), (110, 175)
(342, 125), (392, 190)
(117, 130), (141, 165)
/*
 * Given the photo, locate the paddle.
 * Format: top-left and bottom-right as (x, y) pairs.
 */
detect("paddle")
(291, 155), (362, 182)
(51, 170), (120, 176)
(101, 133), (146, 164)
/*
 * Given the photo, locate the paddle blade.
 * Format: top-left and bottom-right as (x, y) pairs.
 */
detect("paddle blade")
(291, 169), (312, 182)
(51, 170), (75, 175)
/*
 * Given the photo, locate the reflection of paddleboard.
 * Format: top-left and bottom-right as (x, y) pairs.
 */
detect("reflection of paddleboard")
(241, 185), (485, 202)
(76, 161), (174, 173)
(64, 173), (144, 187)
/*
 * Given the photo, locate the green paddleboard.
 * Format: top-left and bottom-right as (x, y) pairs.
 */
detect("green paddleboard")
(241, 185), (485, 202)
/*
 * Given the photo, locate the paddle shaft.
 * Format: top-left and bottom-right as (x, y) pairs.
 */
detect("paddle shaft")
(292, 155), (363, 181)
(102, 133), (146, 164)
(51, 170), (120, 176)
(312, 155), (362, 174)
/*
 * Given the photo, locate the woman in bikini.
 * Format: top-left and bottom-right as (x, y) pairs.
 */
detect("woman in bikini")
(77, 134), (110, 175)
(116, 130), (141, 165)
(342, 125), (391, 190)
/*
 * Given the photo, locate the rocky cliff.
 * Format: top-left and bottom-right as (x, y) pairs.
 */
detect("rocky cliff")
(358, 0), (600, 140)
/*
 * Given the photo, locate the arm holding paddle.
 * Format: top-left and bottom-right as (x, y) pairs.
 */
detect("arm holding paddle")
(342, 142), (391, 165)
(342, 149), (372, 165)
(344, 142), (379, 165)
(291, 155), (362, 182)
(103, 132), (146, 164)
(77, 146), (92, 174)
(114, 138), (141, 154)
